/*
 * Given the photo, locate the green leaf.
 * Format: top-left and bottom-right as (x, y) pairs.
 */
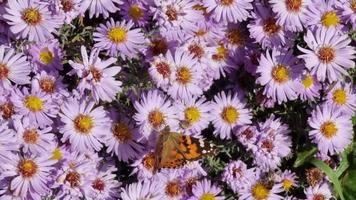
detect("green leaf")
(310, 158), (345, 200)
(352, 115), (356, 126)
(342, 169), (356, 200)
(293, 146), (318, 168)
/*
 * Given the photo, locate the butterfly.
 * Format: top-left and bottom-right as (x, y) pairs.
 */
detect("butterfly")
(153, 126), (217, 172)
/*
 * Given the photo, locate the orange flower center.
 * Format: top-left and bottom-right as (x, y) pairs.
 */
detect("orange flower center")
(40, 78), (55, 93)
(352, 0), (356, 12)
(166, 6), (178, 21)
(92, 178), (106, 191)
(142, 152), (155, 171)
(148, 110), (164, 128)
(318, 47), (335, 63)
(23, 129), (39, 144)
(286, 0), (302, 12)
(0, 63), (9, 79)
(89, 67), (102, 82)
(0, 102), (14, 119)
(22, 8), (42, 25)
(188, 44), (204, 59)
(263, 18), (281, 36)
(112, 122), (132, 142)
(65, 171), (81, 188)
(313, 194), (326, 200)
(176, 67), (192, 85)
(61, 0), (74, 12)
(320, 121), (337, 138)
(74, 114), (94, 134)
(226, 29), (245, 47)
(220, 0), (234, 6)
(165, 181), (181, 197)
(155, 61), (171, 78)
(18, 159), (38, 178)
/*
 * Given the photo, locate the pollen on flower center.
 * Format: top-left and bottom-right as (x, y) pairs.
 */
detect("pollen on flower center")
(39, 49), (54, 65)
(92, 178), (106, 191)
(112, 122), (132, 143)
(188, 44), (204, 59)
(22, 8), (42, 25)
(263, 18), (281, 36)
(108, 27), (127, 44)
(148, 110), (165, 128)
(184, 107), (201, 124)
(282, 179), (293, 191)
(166, 5), (178, 21)
(272, 65), (289, 83)
(332, 89), (347, 105)
(200, 193), (216, 200)
(24, 95), (44, 112)
(61, 0), (74, 12)
(142, 152), (155, 171)
(220, 0), (234, 6)
(221, 106), (239, 124)
(252, 182), (270, 200)
(261, 139), (274, 152)
(313, 194), (326, 200)
(176, 67), (192, 85)
(89, 67), (102, 82)
(129, 4), (143, 20)
(302, 75), (314, 88)
(0, 102), (14, 119)
(0, 63), (9, 79)
(321, 11), (340, 27)
(23, 129), (39, 144)
(318, 46), (335, 63)
(51, 148), (63, 160)
(320, 121), (337, 138)
(165, 181), (181, 197)
(212, 45), (228, 61)
(226, 29), (245, 47)
(65, 171), (81, 187)
(40, 78), (55, 93)
(155, 61), (171, 78)
(286, 0), (302, 12)
(74, 114), (94, 134)
(18, 159), (38, 178)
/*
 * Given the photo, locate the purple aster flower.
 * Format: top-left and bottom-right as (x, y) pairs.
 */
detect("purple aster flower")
(146, 33), (179, 59)
(122, 0), (151, 27)
(256, 48), (303, 104)
(222, 23), (253, 53)
(59, 98), (111, 153)
(188, 179), (224, 200)
(56, 0), (82, 24)
(149, 52), (174, 89)
(0, 119), (18, 162)
(248, 3), (295, 48)
(182, 40), (215, 71)
(156, 169), (185, 200)
(32, 70), (68, 101)
(11, 86), (58, 128)
(120, 180), (164, 200)
(3, 0), (62, 42)
(210, 91), (252, 139)
(133, 90), (178, 138)
(295, 72), (321, 101)
(186, 19), (225, 45)
(153, 0), (204, 41)
(130, 151), (156, 179)
(308, 104), (353, 155)
(207, 44), (231, 80)
(1, 153), (56, 199)
(270, 0), (311, 32)
(326, 82), (356, 115)
(69, 46), (122, 103)
(304, 182), (333, 200)
(0, 45), (31, 90)
(298, 27), (356, 82)
(93, 18), (146, 59)
(80, 0), (123, 18)
(234, 125), (259, 150)
(276, 170), (298, 192)
(104, 109), (145, 162)
(14, 117), (55, 155)
(337, 0), (356, 29)
(204, 0), (253, 23)
(27, 39), (63, 72)
(241, 46), (262, 76)
(222, 160), (256, 193)
(0, 88), (17, 121)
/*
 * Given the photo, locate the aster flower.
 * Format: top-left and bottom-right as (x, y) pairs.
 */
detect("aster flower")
(222, 23), (252, 52)
(296, 72), (321, 101)
(0, 119), (18, 162)
(0, 45), (31, 90)
(298, 28), (356, 82)
(69, 46), (122, 103)
(121, 180), (164, 200)
(270, 0), (310, 32)
(11, 86), (58, 128)
(210, 91), (252, 139)
(276, 170), (298, 192)
(248, 4), (295, 48)
(222, 160), (256, 193)
(234, 125), (259, 150)
(337, 0), (356, 29)
(104, 110), (145, 162)
(149, 51), (174, 89)
(3, 0), (62, 42)
(14, 117), (55, 155)
(32, 70), (68, 100)
(130, 151), (156, 179)
(146, 33), (178, 58)
(188, 179), (224, 200)
(122, 0), (151, 27)
(308, 104), (353, 155)
(304, 182), (333, 200)
(0, 89), (17, 120)
(81, 0), (123, 18)
(204, 0), (253, 23)
(326, 82), (356, 115)
(93, 18), (146, 59)
(187, 19), (225, 44)
(59, 98), (111, 153)
(27, 39), (63, 72)
(1, 153), (56, 199)
(54, 0), (82, 24)
(157, 169), (185, 200)
(133, 90), (178, 137)
(256, 48), (302, 104)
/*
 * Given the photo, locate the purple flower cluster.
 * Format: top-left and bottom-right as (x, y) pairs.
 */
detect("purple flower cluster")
(0, 0), (355, 199)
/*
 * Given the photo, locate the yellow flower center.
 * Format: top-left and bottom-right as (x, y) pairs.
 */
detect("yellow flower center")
(332, 89), (347, 105)
(321, 11), (340, 27)
(129, 4), (143, 20)
(108, 27), (127, 44)
(184, 107), (201, 124)
(263, 18), (281, 36)
(112, 122), (132, 143)
(272, 65), (289, 83)
(302, 75), (314, 88)
(177, 67), (192, 85)
(226, 29), (245, 47)
(212, 45), (228, 61)
(74, 114), (94, 134)
(286, 0), (302, 12)
(165, 181), (181, 197)
(220, 0), (234, 6)
(51, 148), (63, 160)
(282, 179), (293, 191)
(142, 152), (155, 171)
(23, 129), (39, 144)
(39, 49), (54, 65)
(24, 95), (44, 112)
(221, 106), (239, 124)
(200, 193), (216, 200)
(18, 159), (38, 178)
(40, 78), (55, 93)
(0, 63), (9, 80)
(320, 121), (338, 138)
(22, 8), (42, 25)
(148, 110), (164, 128)
(252, 183), (269, 200)
(318, 46), (335, 63)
